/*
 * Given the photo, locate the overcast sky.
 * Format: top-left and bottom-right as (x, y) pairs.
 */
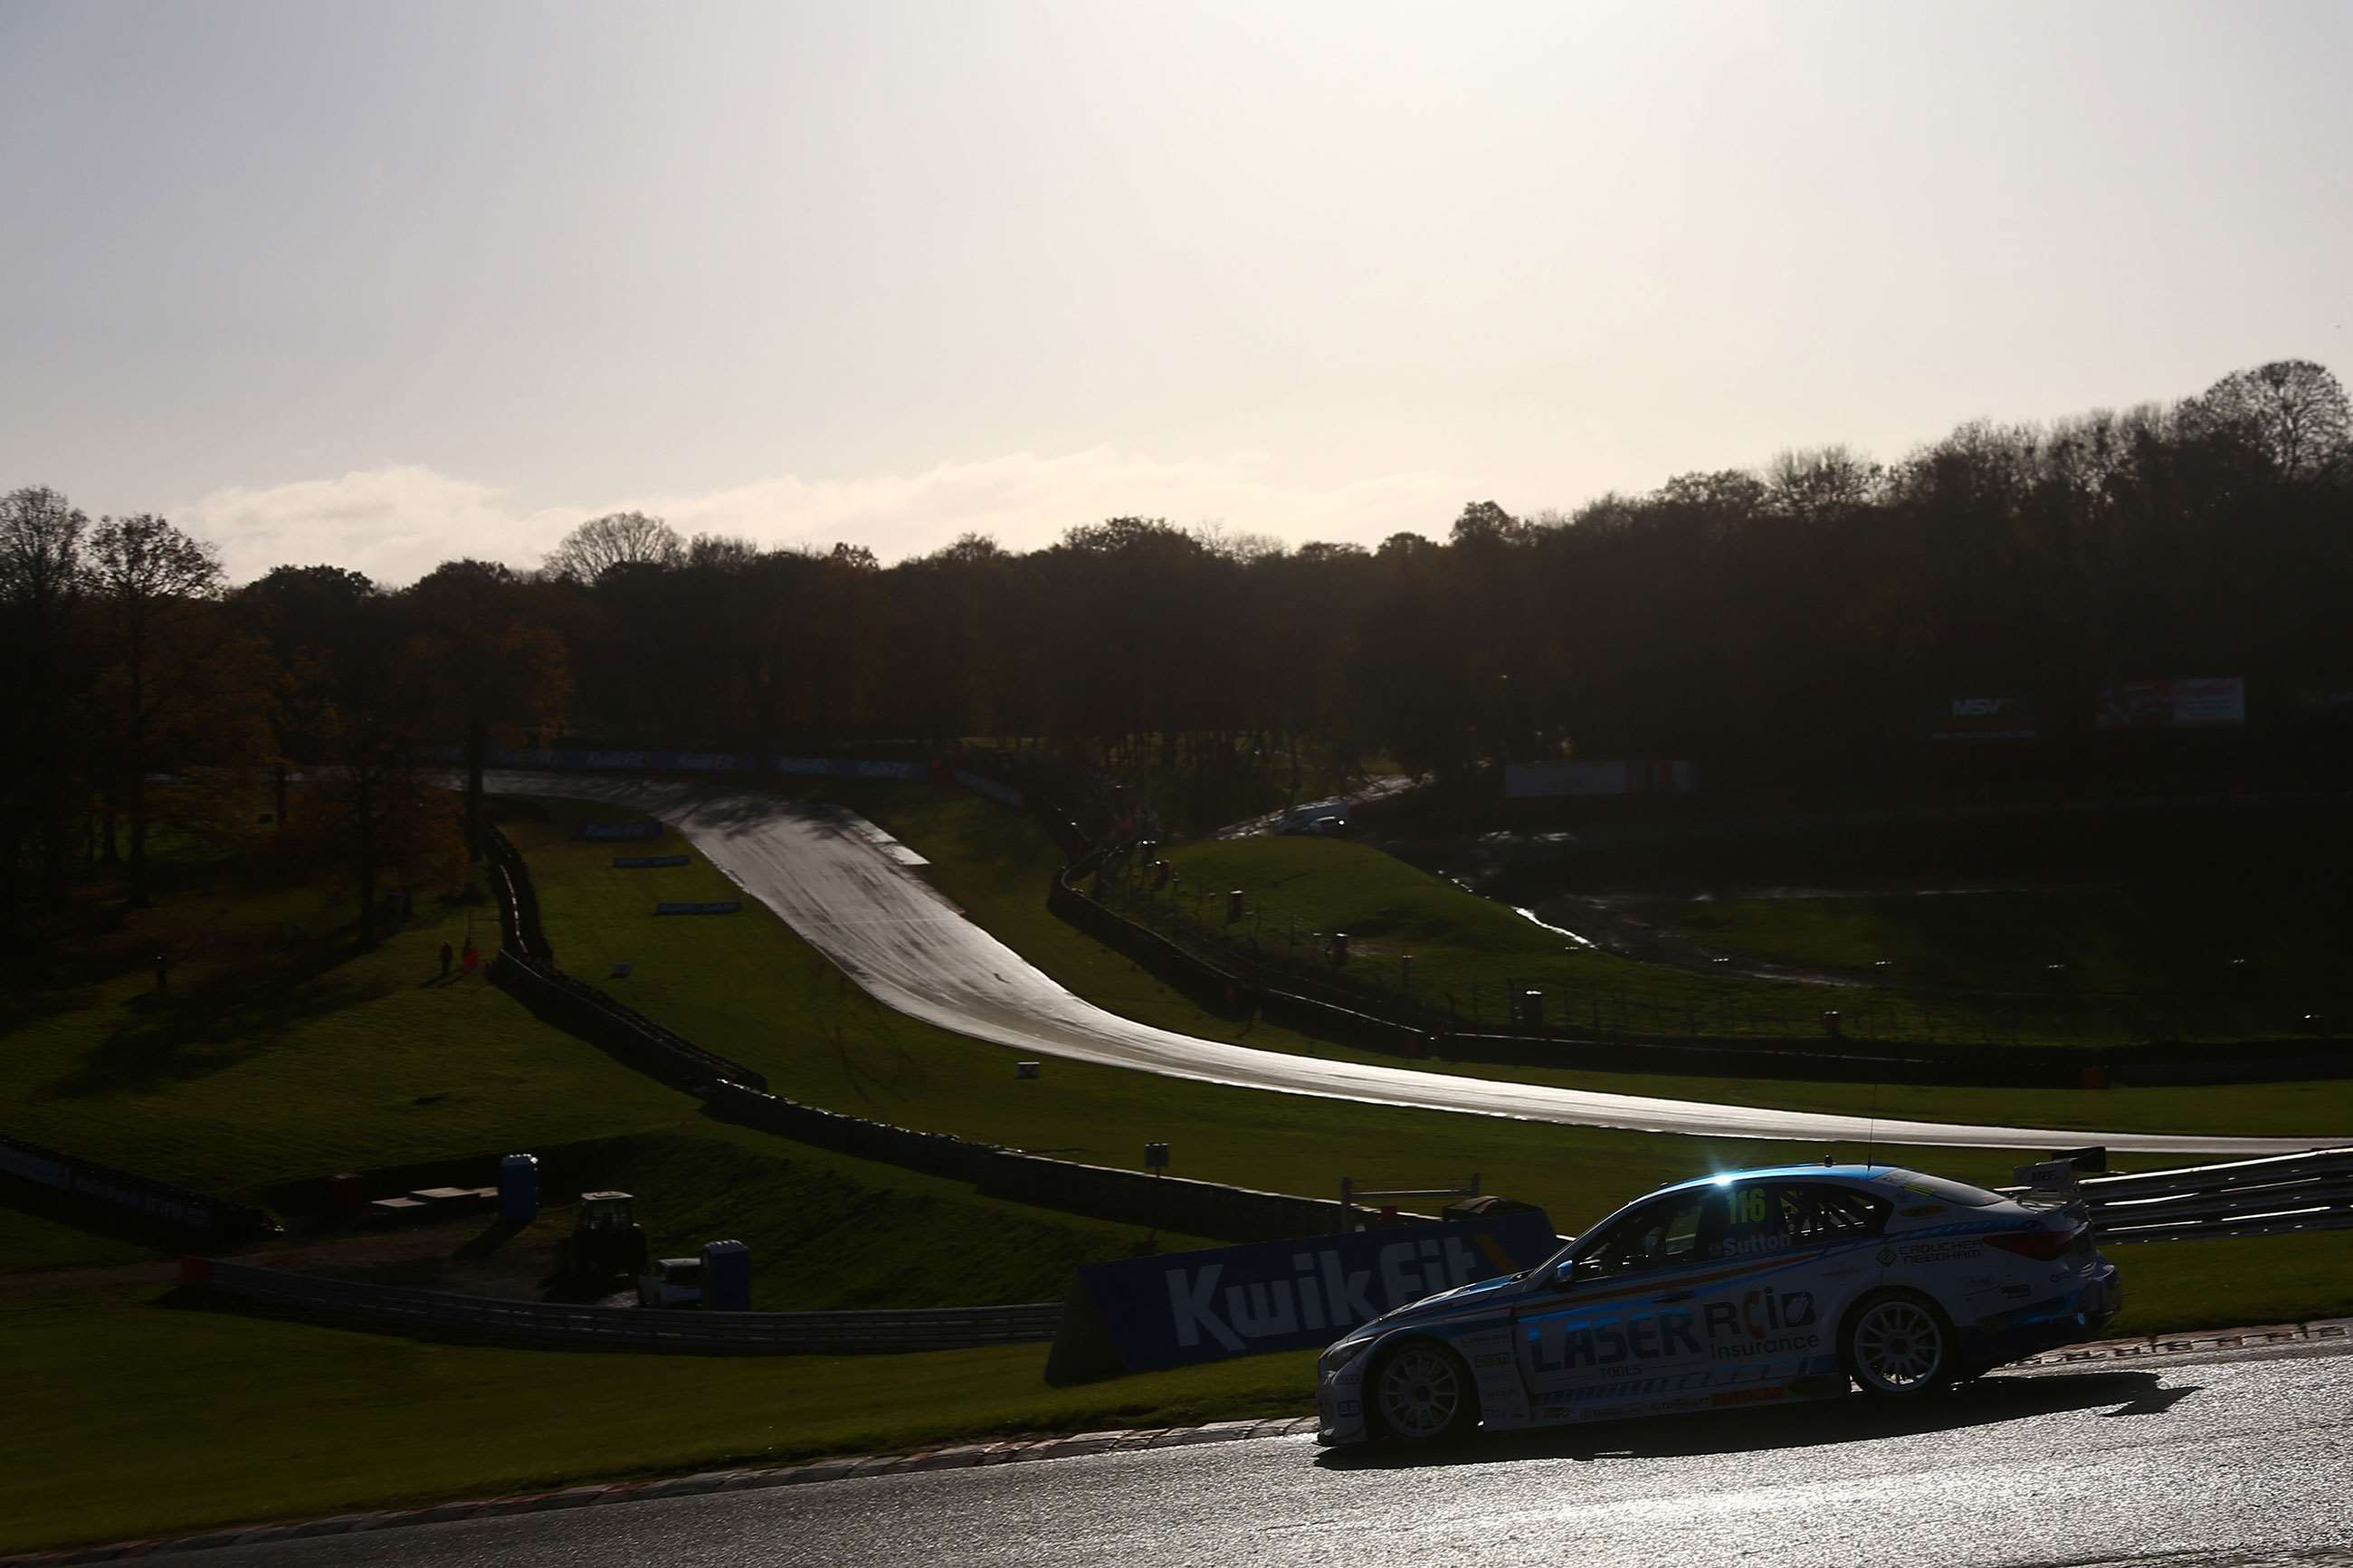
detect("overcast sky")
(3, 0), (2348, 584)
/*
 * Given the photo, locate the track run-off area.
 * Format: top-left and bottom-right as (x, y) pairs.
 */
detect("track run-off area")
(482, 773), (2328, 1155)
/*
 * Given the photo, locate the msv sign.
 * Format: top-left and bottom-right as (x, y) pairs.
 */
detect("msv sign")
(1046, 1212), (1557, 1382)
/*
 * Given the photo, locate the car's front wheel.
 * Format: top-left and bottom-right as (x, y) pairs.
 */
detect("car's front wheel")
(1370, 1340), (1479, 1444)
(1842, 1290), (1957, 1399)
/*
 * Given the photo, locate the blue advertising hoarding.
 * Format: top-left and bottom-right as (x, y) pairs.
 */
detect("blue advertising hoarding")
(1055, 1212), (1558, 1379)
(575, 820), (664, 841)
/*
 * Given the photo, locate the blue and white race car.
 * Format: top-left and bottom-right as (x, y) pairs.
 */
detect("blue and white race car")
(1316, 1164), (2120, 1446)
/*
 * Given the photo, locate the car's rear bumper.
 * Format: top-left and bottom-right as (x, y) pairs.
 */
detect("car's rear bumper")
(1964, 1261), (2122, 1367)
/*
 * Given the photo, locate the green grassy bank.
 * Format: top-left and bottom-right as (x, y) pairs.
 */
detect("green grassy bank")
(503, 794), (2047, 1225)
(766, 785), (2352, 1141)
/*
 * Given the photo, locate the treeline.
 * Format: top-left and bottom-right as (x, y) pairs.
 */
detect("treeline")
(4, 357), (2348, 927)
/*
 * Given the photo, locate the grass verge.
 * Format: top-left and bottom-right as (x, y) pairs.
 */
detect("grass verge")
(519, 1126), (1211, 1311)
(1158, 833), (2325, 1049)
(0, 1280), (1316, 1554)
(0, 799), (692, 1204)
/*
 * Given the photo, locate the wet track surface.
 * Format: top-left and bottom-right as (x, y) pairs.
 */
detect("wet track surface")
(483, 774), (2322, 1155)
(195, 1341), (2353, 1567)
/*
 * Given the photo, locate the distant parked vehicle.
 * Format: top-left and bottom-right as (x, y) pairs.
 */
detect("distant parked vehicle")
(1315, 1164), (2120, 1447)
(1278, 802), (1349, 836)
(557, 1192), (648, 1284)
(636, 1256), (705, 1308)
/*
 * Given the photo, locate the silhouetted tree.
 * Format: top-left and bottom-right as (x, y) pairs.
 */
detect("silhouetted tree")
(0, 486), (90, 911)
(2182, 359), (2352, 480)
(85, 514), (264, 906)
(544, 511), (686, 582)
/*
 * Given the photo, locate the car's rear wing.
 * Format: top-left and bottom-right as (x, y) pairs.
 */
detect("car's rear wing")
(2012, 1159), (2089, 1218)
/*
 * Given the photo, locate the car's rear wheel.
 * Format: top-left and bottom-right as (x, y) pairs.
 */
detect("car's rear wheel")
(1370, 1340), (1479, 1444)
(1843, 1290), (1956, 1399)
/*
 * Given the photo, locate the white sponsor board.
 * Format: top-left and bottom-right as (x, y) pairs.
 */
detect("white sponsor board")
(2098, 678), (2245, 728)
(1505, 760), (1698, 799)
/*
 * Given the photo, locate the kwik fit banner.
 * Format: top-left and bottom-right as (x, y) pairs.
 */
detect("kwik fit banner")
(1051, 1212), (1558, 1380)
(574, 820), (664, 841)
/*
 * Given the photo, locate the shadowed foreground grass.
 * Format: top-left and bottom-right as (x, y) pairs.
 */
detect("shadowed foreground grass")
(0, 1280), (1317, 1554)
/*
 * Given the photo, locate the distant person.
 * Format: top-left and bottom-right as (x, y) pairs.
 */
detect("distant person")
(154, 951), (168, 990)
(439, 939), (454, 978)
(461, 938), (480, 974)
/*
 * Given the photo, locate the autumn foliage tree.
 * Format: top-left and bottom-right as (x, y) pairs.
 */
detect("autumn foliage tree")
(84, 514), (271, 906)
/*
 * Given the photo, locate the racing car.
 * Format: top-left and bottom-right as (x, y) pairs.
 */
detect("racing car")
(1316, 1163), (2120, 1446)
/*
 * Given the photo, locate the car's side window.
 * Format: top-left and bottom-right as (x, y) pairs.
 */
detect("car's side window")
(1706, 1182), (1786, 1258)
(1574, 1194), (1710, 1279)
(1777, 1183), (1890, 1242)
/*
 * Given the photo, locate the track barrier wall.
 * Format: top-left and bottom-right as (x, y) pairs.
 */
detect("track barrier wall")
(2053, 1147), (2353, 1244)
(186, 1259), (1060, 1354)
(470, 745), (926, 781)
(0, 1134), (277, 1239)
(1046, 1210), (1560, 1382)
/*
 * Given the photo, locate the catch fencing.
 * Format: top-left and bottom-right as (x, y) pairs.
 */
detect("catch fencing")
(188, 1259), (1061, 1354)
(2060, 1147), (2353, 1245)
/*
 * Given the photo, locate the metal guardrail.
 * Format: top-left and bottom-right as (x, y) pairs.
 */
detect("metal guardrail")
(0, 1135), (279, 1238)
(194, 1260), (1061, 1354)
(2037, 1147), (2353, 1245)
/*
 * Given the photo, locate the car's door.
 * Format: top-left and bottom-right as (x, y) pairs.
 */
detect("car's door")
(1513, 1190), (1720, 1418)
(1681, 1181), (1883, 1387)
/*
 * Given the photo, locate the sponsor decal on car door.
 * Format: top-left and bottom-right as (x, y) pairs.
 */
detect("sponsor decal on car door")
(1515, 1192), (1721, 1417)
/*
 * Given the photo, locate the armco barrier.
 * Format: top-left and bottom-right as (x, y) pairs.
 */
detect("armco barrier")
(976, 1151), (1348, 1242)
(701, 1080), (988, 1184)
(483, 829), (549, 962)
(479, 746), (928, 782)
(491, 953), (768, 1095)
(191, 1260), (1060, 1354)
(484, 824), (766, 1091)
(703, 1080), (1351, 1242)
(2053, 1147), (2353, 1244)
(0, 1135), (277, 1239)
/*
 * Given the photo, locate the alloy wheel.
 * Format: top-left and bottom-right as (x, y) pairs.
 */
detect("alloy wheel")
(1851, 1297), (1947, 1393)
(1377, 1345), (1465, 1440)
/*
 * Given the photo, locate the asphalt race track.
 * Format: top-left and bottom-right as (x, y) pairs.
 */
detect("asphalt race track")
(194, 1340), (2353, 1567)
(484, 772), (2327, 1155)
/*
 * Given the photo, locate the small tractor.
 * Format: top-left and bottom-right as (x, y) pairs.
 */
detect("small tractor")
(557, 1191), (648, 1284)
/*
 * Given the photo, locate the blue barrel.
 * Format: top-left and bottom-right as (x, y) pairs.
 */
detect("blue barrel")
(498, 1154), (539, 1222)
(701, 1239), (751, 1311)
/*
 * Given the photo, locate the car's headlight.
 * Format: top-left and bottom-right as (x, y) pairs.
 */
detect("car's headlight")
(1319, 1337), (1374, 1378)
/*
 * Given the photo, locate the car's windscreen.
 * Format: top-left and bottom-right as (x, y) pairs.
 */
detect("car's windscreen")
(1874, 1170), (2005, 1207)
